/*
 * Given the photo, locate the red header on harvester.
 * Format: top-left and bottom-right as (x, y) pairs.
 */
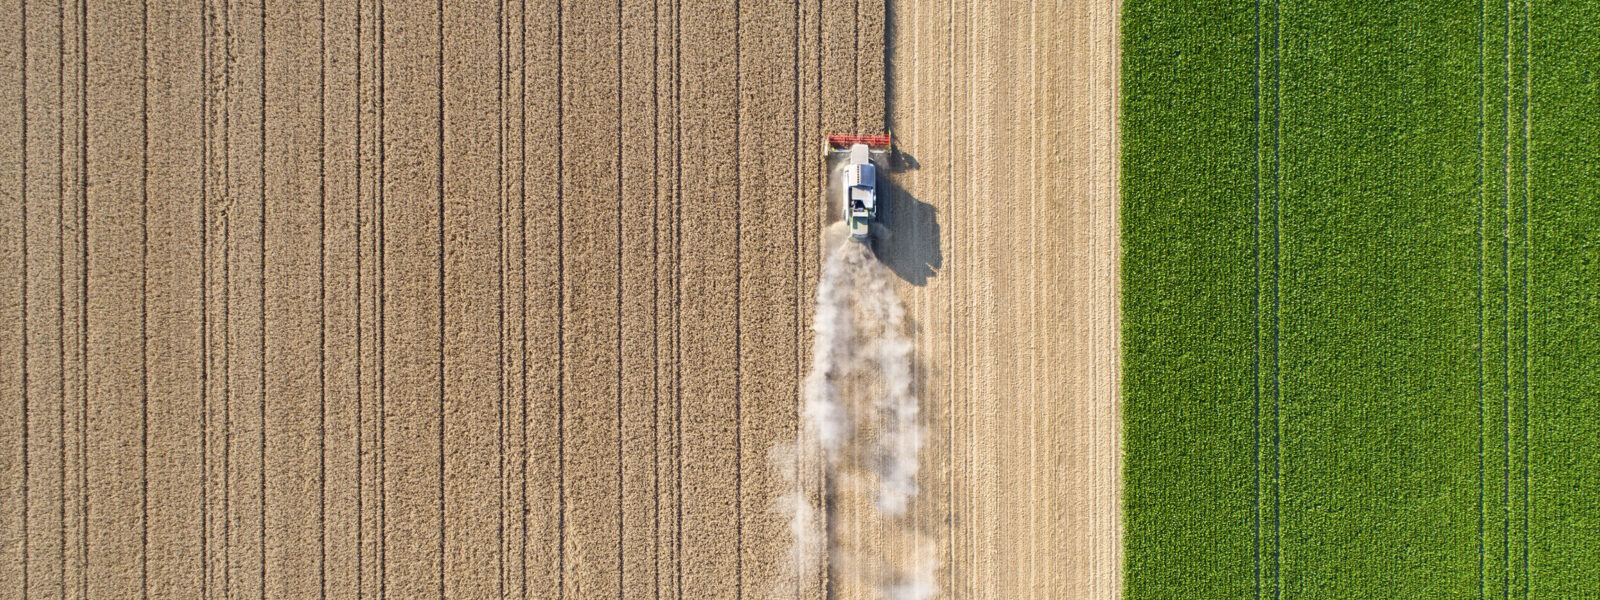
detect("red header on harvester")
(827, 133), (892, 149)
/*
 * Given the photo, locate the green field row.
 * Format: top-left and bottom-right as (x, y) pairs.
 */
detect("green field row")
(1122, 1), (1600, 597)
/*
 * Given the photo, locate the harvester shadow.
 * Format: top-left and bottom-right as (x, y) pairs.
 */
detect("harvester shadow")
(876, 160), (942, 287)
(879, 0), (941, 286)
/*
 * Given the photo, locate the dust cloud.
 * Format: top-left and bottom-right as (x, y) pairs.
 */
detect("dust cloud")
(775, 222), (937, 600)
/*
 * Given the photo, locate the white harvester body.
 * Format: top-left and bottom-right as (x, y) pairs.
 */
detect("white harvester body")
(841, 143), (877, 242)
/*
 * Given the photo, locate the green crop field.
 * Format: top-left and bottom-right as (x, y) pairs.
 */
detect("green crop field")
(1122, 1), (1600, 597)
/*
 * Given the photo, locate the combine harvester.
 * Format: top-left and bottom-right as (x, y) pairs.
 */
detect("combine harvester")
(827, 133), (892, 243)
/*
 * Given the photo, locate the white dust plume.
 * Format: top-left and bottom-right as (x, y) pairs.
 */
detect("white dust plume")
(776, 222), (938, 599)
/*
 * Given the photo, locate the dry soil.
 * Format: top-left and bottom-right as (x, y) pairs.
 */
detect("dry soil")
(0, 0), (1118, 597)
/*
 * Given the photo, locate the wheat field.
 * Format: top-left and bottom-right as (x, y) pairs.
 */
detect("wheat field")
(0, 0), (1119, 597)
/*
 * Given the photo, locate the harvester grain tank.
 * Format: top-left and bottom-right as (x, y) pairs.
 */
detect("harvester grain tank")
(827, 133), (892, 243)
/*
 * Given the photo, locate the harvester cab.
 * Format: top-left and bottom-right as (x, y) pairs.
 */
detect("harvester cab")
(827, 133), (892, 243)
